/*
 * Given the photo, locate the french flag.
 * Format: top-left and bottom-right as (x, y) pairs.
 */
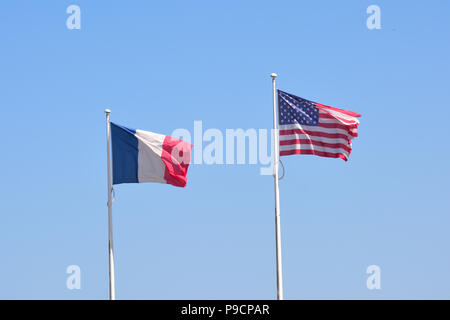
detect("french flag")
(111, 123), (192, 187)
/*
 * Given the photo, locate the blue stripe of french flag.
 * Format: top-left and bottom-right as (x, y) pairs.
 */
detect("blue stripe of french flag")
(111, 123), (192, 187)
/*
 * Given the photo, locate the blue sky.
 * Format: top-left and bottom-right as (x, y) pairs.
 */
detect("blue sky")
(0, 0), (449, 299)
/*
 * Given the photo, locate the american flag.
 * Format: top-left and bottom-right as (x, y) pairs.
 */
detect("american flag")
(278, 90), (361, 161)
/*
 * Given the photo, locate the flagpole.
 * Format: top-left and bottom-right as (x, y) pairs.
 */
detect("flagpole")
(270, 73), (284, 300)
(105, 109), (116, 300)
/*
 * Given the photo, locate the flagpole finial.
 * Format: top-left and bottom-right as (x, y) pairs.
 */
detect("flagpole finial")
(270, 73), (278, 79)
(105, 109), (111, 114)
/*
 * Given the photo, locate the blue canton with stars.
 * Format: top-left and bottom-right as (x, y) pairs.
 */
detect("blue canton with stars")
(278, 90), (319, 126)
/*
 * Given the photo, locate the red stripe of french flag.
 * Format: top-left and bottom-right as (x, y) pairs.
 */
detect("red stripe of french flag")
(160, 136), (193, 188)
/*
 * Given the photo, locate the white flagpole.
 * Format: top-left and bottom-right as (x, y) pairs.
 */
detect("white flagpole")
(105, 109), (116, 300)
(270, 73), (284, 300)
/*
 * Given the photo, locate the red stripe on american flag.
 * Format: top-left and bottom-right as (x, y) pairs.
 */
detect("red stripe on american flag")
(279, 139), (352, 153)
(316, 103), (361, 118)
(279, 128), (355, 140)
(279, 149), (349, 161)
(319, 112), (359, 125)
(318, 122), (358, 130)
